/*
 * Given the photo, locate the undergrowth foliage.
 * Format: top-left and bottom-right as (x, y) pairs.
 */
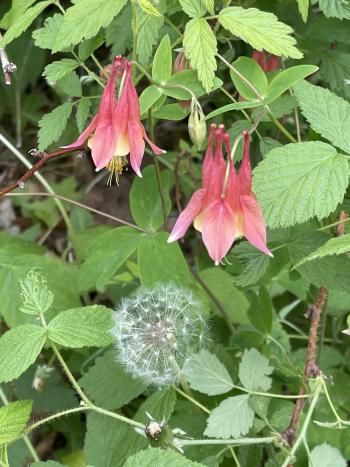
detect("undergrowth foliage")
(0, 1), (350, 467)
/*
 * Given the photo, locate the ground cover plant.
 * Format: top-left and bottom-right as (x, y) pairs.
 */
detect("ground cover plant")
(1, 0), (350, 466)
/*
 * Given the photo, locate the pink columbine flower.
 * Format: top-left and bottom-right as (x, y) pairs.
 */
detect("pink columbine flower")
(63, 56), (165, 183)
(168, 125), (272, 265)
(252, 50), (280, 73)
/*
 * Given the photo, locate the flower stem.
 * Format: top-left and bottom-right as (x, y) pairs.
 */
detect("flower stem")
(90, 405), (145, 429)
(265, 111), (297, 143)
(179, 436), (277, 447)
(174, 386), (211, 414)
(25, 406), (90, 435)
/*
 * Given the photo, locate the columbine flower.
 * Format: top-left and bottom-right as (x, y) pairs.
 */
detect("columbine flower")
(63, 56), (165, 183)
(111, 283), (207, 386)
(252, 50), (280, 72)
(168, 125), (271, 265)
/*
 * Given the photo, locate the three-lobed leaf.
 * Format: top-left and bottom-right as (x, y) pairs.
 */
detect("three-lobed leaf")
(0, 325), (47, 383)
(218, 7), (303, 59)
(32, 13), (64, 50)
(48, 305), (113, 348)
(19, 269), (54, 315)
(253, 142), (349, 228)
(239, 348), (273, 392)
(0, 400), (32, 445)
(183, 18), (217, 93)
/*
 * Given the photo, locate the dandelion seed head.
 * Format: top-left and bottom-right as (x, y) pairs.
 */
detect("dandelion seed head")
(111, 283), (208, 385)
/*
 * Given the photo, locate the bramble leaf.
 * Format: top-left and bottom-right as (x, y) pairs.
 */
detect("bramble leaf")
(38, 102), (73, 151)
(0, 400), (32, 445)
(239, 348), (273, 391)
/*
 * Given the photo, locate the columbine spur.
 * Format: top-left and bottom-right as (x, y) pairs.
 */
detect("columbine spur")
(111, 283), (208, 386)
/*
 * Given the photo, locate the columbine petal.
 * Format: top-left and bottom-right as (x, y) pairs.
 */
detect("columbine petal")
(91, 122), (119, 170)
(241, 194), (272, 256)
(142, 127), (166, 154)
(128, 123), (145, 177)
(202, 199), (236, 265)
(168, 189), (207, 243)
(62, 114), (98, 149)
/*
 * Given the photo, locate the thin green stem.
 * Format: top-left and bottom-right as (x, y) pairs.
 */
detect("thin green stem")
(91, 53), (108, 79)
(318, 216), (350, 232)
(321, 379), (346, 426)
(0, 133), (73, 232)
(25, 407), (90, 434)
(71, 51), (104, 88)
(232, 384), (310, 400)
(281, 378), (322, 467)
(91, 405), (145, 429)
(174, 386), (211, 414)
(179, 436), (277, 447)
(131, 0), (138, 68)
(229, 447), (242, 467)
(0, 387), (40, 462)
(265, 111), (297, 143)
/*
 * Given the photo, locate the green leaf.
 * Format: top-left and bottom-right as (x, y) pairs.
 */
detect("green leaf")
(231, 242), (271, 287)
(79, 350), (147, 410)
(297, 0), (310, 22)
(0, 325), (46, 383)
(48, 305), (113, 348)
(206, 101), (261, 120)
(53, 0), (127, 51)
(0, 0), (36, 29)
(183, 18), (217, 93)
(139, 86), (163, 114)
(203, 0), (215, 15)
(31, 462), (65, 467)
(136, 8), (163, 65)
(77, 227), (143, 292)
(293, 234), (350, 269)
(0, 1), (54, 48)
(124, 449), (206, 467)
(43, 59), (80, 81)
(183, 349), (234, 395)
(288, 231), (350, 293)
(78, 33), (104, 61)
(218, 7), (303, 59)
(239, 348), (273, 391)
(152, 35), (172, 84)
(179, 0), (207, 17)
(265, 65), (318, 103)
(259, 137), (282, 157)
(130, 166), (173, 230)
(230, 57), (268, 101)
(0, 444), (8, 467)
(76, 98), (92, 133)
(56, 72), (82, 97)
(320, 49), (350, 92)
(253, 142), (349, 228)
(105, 4), (132, 58)
(319, 0), (350, 19)
(200, 268), (250, 324)
(310, 443), (346, 467)
(294, 80), (350, 154)
(204, 395), (254, 438)
(0, 401), (32, 444)
(32, 13), (64, 50)
(164, 70), (223, 99)
(38, 102), (73, 151)
(138, 232), (192, 287)
(139, 0), (162, 17)
(152, 103), (189, 120)
(19, 270), (53, 315)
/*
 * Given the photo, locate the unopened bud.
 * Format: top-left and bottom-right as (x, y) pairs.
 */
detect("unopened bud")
(145, 419), (174, 449)
(188, 100), (207, 150)
(173, 52), (188, 74)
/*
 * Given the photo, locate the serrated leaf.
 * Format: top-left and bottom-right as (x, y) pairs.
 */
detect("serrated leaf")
(179, 0), (207, 17)
(183, 349), (234, 395)
(0, 444), (8, 467)
(139, 0), (162, 17)
(43, 59), (80, 81)
(124, 449), (206, 467)
(294, 80), (350, 153)
(53, 0), (127, 51)
(152, 35), (172, 84)
(0, 325), (46, 383)
(78, 33), (105, 61)
(293, 234), (350, 268)
(0, 1), (54, 48)
(57, 72), (82, 97)
(218, 7), (303, 59)
(0, 401), (32, 444)
(105, 4), (132, 58)
(136, 8), (163, 65)
(0, 0), (36, 29)
(239, 348), (273, 391)
(183, 18), (217, 93)
(320, 49), (350, 92)
(79, 350), (147, 410)
(32, 13), (63, 50)
(76, 98), (92, 133)
(253, 142), (349, 228)
(310, 443), (346, 467)
(19, 270), (54, 315)
(297, 0), (310, 22)
(259, 137), (282, 156)
(265, 65), (318, 103)
(38, 102), (73, 151)
(203, 0), (215, 15)
(232, 242), (271, 287)
(319, 0), (350, 19)
(48, 305), (113, 348)
(204, 395), (254, 438)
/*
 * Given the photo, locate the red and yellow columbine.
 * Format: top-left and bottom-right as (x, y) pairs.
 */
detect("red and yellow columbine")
(168, 124), (272, 265)
(63, 56), (165, 183)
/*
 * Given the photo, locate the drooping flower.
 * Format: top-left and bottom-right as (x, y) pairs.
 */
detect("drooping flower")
(63, 56), (165, 183)
(252, 50), (280, 72)
(111, 283), (207, 385)
(168, 125), (272, 265)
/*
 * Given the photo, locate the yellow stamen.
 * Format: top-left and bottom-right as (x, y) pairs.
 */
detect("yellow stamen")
(106, 156), (128, 186)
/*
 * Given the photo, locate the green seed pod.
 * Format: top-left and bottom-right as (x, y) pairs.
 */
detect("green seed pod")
(188, 99), (207, 150)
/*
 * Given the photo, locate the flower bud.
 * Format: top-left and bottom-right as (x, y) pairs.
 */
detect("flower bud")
(188, 100), (207, 150)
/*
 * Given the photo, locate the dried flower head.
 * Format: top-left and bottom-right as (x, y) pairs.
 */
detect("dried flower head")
(112, 283), (208, 385)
